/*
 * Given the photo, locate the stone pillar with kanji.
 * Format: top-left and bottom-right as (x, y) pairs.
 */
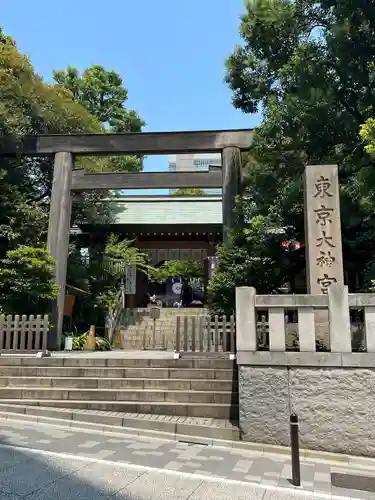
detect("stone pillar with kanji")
(304, 165), (345, 346)
(304, 165), (344, 294)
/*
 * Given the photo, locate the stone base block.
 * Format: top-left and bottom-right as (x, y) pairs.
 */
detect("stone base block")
(239, 364), (375, 457)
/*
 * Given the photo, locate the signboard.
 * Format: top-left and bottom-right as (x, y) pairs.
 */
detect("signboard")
(166, 277), (183, 297)
(206, 256), (217, 282)
(124, 264), (136, 294)
(150, 307), (161, 320)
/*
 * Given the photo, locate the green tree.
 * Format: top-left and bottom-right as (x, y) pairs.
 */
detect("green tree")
(171, 188), (206, 196)
(0, 246), (58, 315)
(361, 117), (375, 158)
(208, 213), (297, 316)
(212, 0), (375, 314)
(68, 235), (152, 329)
(0, 27), (144, 329)
(0, 26), (106, 259)
(149, 260), (204, 283)
(103, 234), (151, 276)
(53, 65), (145, 173)
(360, 55), (375, 157)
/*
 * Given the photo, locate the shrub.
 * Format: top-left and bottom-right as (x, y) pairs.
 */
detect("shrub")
(0, 246), (58, 315)
(72, 332), (111, 351)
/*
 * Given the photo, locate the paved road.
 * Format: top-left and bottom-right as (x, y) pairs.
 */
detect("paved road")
(0, 419), (372, 499)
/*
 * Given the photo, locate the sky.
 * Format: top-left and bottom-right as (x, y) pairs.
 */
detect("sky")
(2, 0), (261, 194)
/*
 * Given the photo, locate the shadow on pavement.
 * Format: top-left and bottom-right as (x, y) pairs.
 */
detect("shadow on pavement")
(0, 436), (139, 499)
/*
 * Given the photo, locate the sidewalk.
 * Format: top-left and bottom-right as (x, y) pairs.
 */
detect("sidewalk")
(0, 418), (374, 499)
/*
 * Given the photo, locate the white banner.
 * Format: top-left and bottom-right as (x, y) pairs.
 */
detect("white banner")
(124, 264), (136, 294)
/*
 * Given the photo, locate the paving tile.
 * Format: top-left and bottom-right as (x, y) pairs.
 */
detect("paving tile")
(78, 441), (101, 449)
(263, 489), (323, 499)
(301, 481), (314, 491)
(262, 478), (279, 486)
(0, 447), (32, 472)
(205, 455), (225, 461)
(0, 455), (82, 497)
(25, 461), (142, 500)
(176, 444), (205, 460)
(313, 480), (332, 493)
(277, 477), (294, 488)
(189, 481), (264, 500)
(132, 451), (164, 456)
(164, 461), (183, 471)
(248, 458), (284, 477)
(126, 442), (163, 450)
(245, 474), (263, 483)
(264, 471), (281, 478)
(233, 459), (253, 473)
(332, 485), (354, 497)
(111, 470), (202, 500)
(79, 449), (117, 460)
(3, 418), (375, 499)
(178, 461), (204, 469)
(280, 463), (292, 478)
(314, 471), (331, 482)
(349, 490), (375, 499)
(0, 492), (20, 500)
(300, 464), (316, 482)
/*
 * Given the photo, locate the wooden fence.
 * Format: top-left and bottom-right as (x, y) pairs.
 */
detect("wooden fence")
(0, 315), (49, 352)
(117, 309), (236, 353)
(175, 315), (236, 353)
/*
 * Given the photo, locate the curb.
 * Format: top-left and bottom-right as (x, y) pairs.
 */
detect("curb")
(1, 407), (375, 470)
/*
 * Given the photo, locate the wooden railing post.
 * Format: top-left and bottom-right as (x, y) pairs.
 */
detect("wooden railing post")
(175, 316), (181, 352)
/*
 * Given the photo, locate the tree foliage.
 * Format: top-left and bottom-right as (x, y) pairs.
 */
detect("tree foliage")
(53, 65), (145, 173)
(0, 246), (58, 315)
(0, 26), (104, 256)
(360, 56), (375, 156)
(149, 260), (204, 283)
(171, 188), (206, 196)
(210, 0), (375, 314)
(0, 27), (146, 327)
(71, 235), (151, 327)
(103, 234), (151, 275)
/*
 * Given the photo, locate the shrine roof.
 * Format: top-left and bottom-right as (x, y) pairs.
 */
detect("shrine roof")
(108, 195), (222, 225)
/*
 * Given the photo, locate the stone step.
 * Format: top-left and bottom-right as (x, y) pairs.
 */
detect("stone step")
(0, 387), (237, 404)
(0, 366), (237, 380)
(134, 308), (206, 316)
(0, 357), (234, 369)
(0, 376), (234, 391)
(0, 404), (240, 442)
(0, 399), (238, 418)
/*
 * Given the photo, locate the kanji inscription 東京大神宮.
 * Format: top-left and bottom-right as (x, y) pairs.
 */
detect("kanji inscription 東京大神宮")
(304, 165), (344, 294)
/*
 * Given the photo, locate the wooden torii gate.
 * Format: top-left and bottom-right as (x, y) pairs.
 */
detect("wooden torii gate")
(2, 129), (253, 348)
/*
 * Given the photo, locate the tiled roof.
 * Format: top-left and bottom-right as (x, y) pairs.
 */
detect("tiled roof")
(109, 196), (222, 225)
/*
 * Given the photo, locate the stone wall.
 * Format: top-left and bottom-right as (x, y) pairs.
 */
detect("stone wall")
(238, 352), (375, 457)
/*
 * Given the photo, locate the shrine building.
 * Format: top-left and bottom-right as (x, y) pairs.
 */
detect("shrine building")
(72, 195), (222, 306)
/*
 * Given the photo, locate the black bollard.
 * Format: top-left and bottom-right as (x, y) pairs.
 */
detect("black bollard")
(290, 413), (301, 486)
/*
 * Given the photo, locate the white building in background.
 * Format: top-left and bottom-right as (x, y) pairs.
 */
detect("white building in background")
(168, 153), (222, 194)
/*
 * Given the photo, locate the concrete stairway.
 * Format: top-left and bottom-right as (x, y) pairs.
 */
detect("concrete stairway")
(0, 355), (239, 443)
(121, 308), (206, 350)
